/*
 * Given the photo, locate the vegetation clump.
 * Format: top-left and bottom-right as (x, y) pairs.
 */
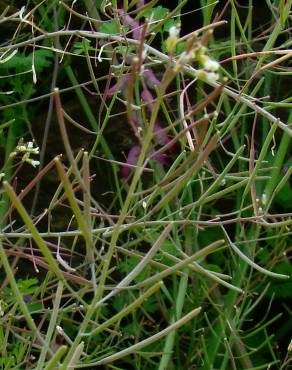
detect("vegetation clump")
(0, 1), (291, 368)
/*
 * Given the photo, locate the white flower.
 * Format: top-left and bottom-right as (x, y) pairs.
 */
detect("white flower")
(196, 70), (219, 83)
(204, 59), (220, 72)
(205, 72), (219, 83)
(31, 146), (40, 154)
(12, 139), (40, 167)
(24, 158), (40, 167)
(30, 160), (40, 167)
(169, 25), (180, 38)
(26, 142), (39, 153)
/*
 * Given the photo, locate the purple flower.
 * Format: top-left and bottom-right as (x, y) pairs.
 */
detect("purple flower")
(141, 87), (154, 112)
(106, 74), (130, 97)
(153, 152), (171, 166)
(154, 123), (172, 146)
(143, 69), (161, 87)
(121, 145), (141, 178)
(118, 10), (142, 40)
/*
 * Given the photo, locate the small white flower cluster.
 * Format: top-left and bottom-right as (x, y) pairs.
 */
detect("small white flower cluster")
(10, 139), (40, 167)
(166, 28), (220, 83)
(196, 48), (220, 83)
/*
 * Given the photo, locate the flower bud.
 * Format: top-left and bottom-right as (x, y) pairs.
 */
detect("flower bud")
(166, 25), (180, 54)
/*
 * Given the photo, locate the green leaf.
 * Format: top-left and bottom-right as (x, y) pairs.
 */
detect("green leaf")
(100, 20), (119, 34)
(177, 41), (187, 54)
(203, 264), (223, 274)
(163, 18), (176, 33)
(119, 257), (148, 283)
(28, 302), (44, 313)
(0, 49), (53, 72)
(143, 6), (169, 23)
(95, 0), (103, 9)
(17, 278), (39, 295)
